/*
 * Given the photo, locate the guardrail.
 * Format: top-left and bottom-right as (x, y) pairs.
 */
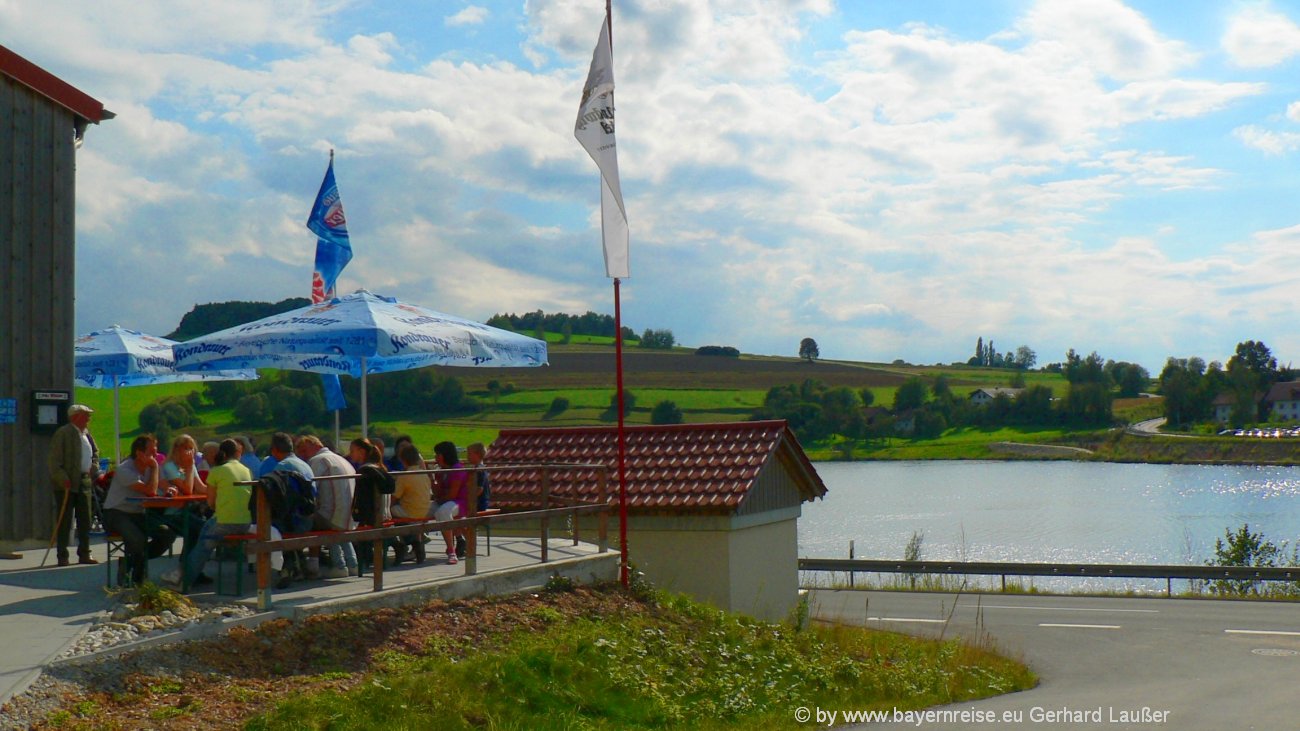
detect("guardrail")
(239, 463), (611, 610)
(798, 558), (1300, 596)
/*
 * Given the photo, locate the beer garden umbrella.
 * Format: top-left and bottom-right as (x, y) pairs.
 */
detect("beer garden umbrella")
(75, 325), (259, 464)
(170, 290), (548, 436)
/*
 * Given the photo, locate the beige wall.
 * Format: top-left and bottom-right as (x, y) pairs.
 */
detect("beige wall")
(724, 518), (798, 622)
(615, 508), (802, 623)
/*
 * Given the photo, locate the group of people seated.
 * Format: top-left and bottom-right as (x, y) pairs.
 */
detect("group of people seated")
(99, 430), (490, 591)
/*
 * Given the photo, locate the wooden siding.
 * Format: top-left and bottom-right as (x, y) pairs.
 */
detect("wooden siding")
(1, 75), (78, 546)
(735, 450), (806, 518)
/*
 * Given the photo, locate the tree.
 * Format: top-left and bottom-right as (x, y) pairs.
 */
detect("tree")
(799, 337), (819, 363)
(1159, 357), (1208, 427)
(894, 377), (928, 411)
(1014, 345), (1037, 370)
(233, 393), (271, 426)
(639, 329), (676, 349)
(1106, 361), (1150, 398)
(1228, 340), (1279, 385)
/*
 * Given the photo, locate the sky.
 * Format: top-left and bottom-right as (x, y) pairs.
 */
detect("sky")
(6, 0), (1300, 373)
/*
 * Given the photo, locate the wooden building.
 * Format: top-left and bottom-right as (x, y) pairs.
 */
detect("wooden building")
(1, 46), (111, 550)
(487, 420), (828, 622)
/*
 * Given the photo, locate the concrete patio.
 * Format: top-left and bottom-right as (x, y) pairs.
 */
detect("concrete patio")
(0, 532), (617, 707)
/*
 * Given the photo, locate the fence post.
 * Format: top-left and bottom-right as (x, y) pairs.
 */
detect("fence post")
(597, 467), (609, 553)
(540, 467), (551, 563)
(372, 481), (383, 593)
(465, 468), (478, 576)
(849, 540), (855, 589)
(255, 487), (272, 611)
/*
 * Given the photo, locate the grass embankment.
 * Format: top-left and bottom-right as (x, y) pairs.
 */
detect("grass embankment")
(36, 584), (1034, 730)
(1094, 431), (1300, 465)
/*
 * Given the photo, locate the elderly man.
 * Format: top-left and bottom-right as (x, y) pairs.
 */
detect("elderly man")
(47, 404), (101, 566)
(294, 435), (357, 578)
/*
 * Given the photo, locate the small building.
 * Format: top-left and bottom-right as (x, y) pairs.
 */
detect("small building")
(1264, 381), (1300, 423)
(1, 46), (111, 550)
(486, 420), (827, 622)
(1213, 390), (1265, 424)
(969, 387), (1024, 406)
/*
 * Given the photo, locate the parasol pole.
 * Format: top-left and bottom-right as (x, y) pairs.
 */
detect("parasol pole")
(112, 375), (121, 465)
(360, 356), (368, 439)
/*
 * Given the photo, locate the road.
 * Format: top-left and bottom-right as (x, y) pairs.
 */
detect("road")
(1126, 417), (1166, 435)
(809, 590), (1300, 730)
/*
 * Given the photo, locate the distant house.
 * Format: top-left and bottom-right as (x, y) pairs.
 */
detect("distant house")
(892, 409), (918, 435)
(1213, 390), (1265, 424)
(969, 387), (1024, 406)
(487, 420), (828, 622)
(1265, 381), (1300, 422)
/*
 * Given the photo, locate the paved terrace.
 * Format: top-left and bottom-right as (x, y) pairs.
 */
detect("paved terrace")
(0, 533), (617, 707)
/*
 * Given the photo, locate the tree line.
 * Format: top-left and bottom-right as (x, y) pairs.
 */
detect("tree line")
(486, 310), (637, 342)
(1159, 340), (1292, 428)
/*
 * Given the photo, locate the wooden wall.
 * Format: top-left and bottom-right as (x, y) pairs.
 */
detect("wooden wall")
(1, 74), (78, 548)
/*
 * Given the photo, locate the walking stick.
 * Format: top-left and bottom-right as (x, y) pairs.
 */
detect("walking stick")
(41, 487), (73, 568)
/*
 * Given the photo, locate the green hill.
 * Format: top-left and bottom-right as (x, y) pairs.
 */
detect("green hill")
(166, 297), (310, 341)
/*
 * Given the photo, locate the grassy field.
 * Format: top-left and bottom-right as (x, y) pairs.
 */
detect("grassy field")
(73, 344), (1095, 462)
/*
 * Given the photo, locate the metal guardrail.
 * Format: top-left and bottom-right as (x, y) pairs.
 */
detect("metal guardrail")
(798, 558), (1300, 595)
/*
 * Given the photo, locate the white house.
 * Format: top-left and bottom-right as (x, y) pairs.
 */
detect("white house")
(969, 387), (1024, 406)
(1265, 381), (1300, 423)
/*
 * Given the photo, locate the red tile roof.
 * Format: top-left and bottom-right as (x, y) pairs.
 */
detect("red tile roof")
(486, 420), (827, 514)
(0, 45), (107, 123)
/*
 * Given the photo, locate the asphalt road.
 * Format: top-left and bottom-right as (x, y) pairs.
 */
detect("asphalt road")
(808, 590), (1300, 730)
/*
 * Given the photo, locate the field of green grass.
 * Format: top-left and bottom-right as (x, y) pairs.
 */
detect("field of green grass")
(74, 343), (1108, 463)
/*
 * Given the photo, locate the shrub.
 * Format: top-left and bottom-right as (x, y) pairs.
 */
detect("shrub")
(545, 397), (570, 418)
(650, 400), (684, 425)
(695, 345), (740, 357)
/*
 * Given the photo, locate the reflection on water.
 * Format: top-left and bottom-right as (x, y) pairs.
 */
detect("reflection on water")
(798, 461), (1300, 592)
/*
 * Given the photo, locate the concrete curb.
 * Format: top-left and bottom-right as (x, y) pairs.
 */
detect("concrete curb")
(40, 552), (618, 668)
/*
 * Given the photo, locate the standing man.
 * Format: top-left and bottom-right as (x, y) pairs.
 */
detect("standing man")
(47, 404), (100, 566)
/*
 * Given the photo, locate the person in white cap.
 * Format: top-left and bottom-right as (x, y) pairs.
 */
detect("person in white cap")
(47, 404), (100, 566)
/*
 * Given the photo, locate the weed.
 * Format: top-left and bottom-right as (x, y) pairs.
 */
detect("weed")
(543, 572), (575, 593)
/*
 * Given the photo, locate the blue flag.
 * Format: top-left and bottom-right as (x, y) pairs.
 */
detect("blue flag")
(307, 156), (352, 302)
(308, 154), (353, 411)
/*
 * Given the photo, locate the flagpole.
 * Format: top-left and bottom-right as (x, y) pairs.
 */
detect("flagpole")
(605, 0), (629, 589)
(614, 277), (629, 587)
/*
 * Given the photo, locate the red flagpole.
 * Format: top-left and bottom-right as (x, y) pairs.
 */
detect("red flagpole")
(607, 0), (629, 588)
(614, 278), (629, 586)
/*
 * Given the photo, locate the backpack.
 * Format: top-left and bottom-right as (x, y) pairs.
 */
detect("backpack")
(252, 470), (318, 534)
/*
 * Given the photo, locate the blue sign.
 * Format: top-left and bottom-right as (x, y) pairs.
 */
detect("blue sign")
(0, 398), (16, 425)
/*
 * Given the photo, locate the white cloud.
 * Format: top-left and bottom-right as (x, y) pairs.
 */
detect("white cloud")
(445, 6), (488, 27)
(6, 0), (1293, 370)
(1233, 125), (1300, 154)
(1289, 101), (1300, 122)
(1222, 6), (1300, 68)
(1016, 0), (1196, 81)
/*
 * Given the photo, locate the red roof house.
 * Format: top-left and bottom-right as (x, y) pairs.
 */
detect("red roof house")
(487, 420), (827, 621)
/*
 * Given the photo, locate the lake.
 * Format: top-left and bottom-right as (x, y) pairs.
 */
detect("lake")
(797, 461), (1300, 591)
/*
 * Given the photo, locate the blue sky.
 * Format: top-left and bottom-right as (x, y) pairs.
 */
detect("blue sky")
(7, 0), (1300, 372)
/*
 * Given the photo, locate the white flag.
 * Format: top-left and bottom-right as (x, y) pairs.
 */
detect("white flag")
(575, 16), (629, 279)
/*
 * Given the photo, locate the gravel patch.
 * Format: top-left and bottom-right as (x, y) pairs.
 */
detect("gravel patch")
(0, 593), (256, 729)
